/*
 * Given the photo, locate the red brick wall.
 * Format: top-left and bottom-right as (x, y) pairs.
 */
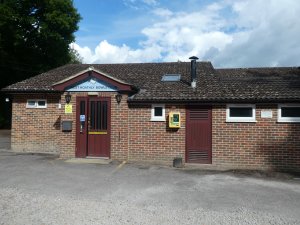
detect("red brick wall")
(50, 92), (130, 160)
(212, 104), (300, 171)
(11, 92), (130, 160)
(11, 94), (300, 171)
(11, 93), (61, 153)
(128, 105), (186, 163)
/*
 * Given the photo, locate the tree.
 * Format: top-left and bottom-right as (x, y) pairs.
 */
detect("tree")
(0, 0), (81, 87)
(0, 0), (81, 128)
(69, 47), (83, 64)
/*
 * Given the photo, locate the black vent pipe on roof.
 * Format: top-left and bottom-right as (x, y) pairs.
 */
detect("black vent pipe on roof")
(189, 56), (199, 88)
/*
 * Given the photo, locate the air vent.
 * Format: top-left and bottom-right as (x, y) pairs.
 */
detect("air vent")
(189, 110), (209, 120)
(161, 74), (181, 82)
(188, 150), (208, 161)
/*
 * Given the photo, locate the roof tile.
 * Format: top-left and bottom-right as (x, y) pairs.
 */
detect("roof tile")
(3, 62), (300, 102)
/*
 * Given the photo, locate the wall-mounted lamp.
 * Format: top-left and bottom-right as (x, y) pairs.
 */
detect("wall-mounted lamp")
(65, 92), (71, 104)
(115, 93), (122, 104)
(5, 98), (9, 102)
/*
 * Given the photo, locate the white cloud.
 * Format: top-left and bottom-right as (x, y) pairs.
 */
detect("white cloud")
(152, 8), (173, 17)
(213, 0), (300, 67)
(142, 0), (158, 6)
(74, 0), (300, 67)
(73, 40), (162, 63)
(123, 0), (158, 10)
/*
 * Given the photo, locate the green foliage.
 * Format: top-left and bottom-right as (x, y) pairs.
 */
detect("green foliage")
(0, 0), (81, 88)
(69, 47), (83, 64)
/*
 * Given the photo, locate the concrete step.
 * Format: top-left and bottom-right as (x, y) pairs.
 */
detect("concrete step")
(65, 158), (112, 165)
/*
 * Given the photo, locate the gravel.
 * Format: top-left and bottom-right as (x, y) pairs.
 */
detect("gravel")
(0, 153), (300, 225)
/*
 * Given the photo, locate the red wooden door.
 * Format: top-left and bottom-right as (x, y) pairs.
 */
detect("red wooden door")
(186, 106), (212, 164)
(76, 96), (111, 158)
(87, 97), (111, 157)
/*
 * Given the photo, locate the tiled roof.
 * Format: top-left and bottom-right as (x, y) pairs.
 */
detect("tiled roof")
(215, 67), (300, 102)
(3, 62), (300, 102)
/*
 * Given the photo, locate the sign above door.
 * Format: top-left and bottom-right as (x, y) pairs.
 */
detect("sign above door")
(52, 67), (133, 92)
(66, 78), (117, 92)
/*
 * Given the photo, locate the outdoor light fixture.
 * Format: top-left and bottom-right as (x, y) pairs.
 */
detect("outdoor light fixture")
(65, 92), (71, 104)
(5, 98), (9, 102)
(115, 93), (122, 104)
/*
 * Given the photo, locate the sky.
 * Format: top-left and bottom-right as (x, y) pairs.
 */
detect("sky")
(72, 0), (300, 68)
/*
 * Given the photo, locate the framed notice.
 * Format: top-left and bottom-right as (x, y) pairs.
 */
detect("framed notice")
(65, 104), (73, 114)
(261, 110), (272, 118)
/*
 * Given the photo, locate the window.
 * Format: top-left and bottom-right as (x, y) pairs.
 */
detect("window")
(26, 99), (47, 108)
(151, 104), (165, 121)
(27, 100), (36, 108)
(161, 74), (181, 82)
(278, 104), (300, 122)
(226, 104), (256, 122)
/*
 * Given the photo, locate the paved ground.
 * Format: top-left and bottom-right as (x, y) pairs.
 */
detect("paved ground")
(0, 129), (10, 149)
(0, 151), (299, 225)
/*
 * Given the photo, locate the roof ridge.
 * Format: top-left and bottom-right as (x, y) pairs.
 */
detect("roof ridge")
(216, 66), (300, 70)
(73, 61), (212, 66)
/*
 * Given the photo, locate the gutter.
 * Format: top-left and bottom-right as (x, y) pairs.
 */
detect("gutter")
(1, 89), (62, 94)
(127, 98), (300, 105)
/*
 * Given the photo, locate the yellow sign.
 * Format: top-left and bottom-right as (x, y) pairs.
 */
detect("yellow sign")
(89, 131), (107, 135)
(65, 104), (72, 114)
(169, 112), (181, 128)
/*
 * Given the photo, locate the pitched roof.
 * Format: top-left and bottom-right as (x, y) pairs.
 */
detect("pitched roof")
(215, 67), (300, 102)
(3, 62), (300, 102)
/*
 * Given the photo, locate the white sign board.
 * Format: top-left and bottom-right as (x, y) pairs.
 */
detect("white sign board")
(66, 78), (117, 92)
(80, 115), (86, 122)
(261, 110), (273, 118)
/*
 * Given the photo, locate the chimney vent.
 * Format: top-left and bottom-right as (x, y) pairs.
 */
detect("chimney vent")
(189, 56), (199, 88)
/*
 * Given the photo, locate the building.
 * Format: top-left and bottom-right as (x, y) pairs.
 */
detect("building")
(2, 58), (300, 171)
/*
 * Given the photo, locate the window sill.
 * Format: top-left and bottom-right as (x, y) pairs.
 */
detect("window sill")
(150, 118), (166, 122)
(226, 120), (257, 123)
(277, 119), (300, 123)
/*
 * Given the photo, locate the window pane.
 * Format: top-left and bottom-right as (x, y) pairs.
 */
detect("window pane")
(37, 100), (46, 106)
(27, 101), (36, 106)
(96, 101), (101, 130)
(80, 101), (85, 115)
(230, 107), (252, 117)
(282, 107), (300, 117)
(102, 101), (107, 130)
(90, 101), (95, 129)
(154, 107), (163, 117)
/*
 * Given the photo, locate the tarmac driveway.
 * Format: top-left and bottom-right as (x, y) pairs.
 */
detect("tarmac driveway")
(0, 152), (299, 225)
(0, 129), (10, 149)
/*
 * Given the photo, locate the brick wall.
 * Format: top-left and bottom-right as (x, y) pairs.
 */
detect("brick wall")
(44, 91), (130, 160)
(11, 92), (130, 160)
(12, 93), (61, 153)
(12, 94), (300, 171)
(212, 104), (300, 171)
(128, 105), (186, 164)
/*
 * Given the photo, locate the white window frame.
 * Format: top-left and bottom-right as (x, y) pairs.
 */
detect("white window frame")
(278, 104), (300, 123)
(226, 104), (256, 123)
(26, 99), (47, 109)
(151, 104), (165, 121)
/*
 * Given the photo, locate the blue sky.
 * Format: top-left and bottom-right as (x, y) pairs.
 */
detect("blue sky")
(74, 0), (216, 49)
(72, 0), (300, 67)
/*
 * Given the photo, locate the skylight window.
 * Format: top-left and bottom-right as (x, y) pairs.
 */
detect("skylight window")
(161, 74), (181, 82)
